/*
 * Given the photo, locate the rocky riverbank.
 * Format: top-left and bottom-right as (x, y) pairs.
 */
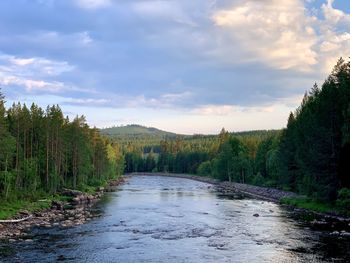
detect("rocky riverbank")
(0, 177), (124, 242)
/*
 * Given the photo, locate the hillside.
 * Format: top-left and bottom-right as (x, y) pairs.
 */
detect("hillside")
(100, 124), (280, 140)
(100, 124), (179, 138)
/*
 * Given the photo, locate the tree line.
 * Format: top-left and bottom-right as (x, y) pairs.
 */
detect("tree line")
(0, 96), (124, 201)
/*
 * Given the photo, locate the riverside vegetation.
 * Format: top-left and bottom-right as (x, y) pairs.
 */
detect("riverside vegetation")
(0, 58), (350, 224)
(0, 93), (124, 220)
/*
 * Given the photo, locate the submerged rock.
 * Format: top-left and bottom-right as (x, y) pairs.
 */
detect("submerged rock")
(340, 231), (350, 237)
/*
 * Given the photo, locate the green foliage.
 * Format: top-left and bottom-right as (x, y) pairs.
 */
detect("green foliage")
(336, 188), (350, 215)
(197, 161), (212, 177)
(276, 58), (350, 201)
(0, 199), (51, 220)
(100, 124), (178, 138)
(0, 171), (16, 199)
(78, 183), (100, 194)
(215, 137), (247, 182)
(251, 172), (264, 186)
(0, 93), (125, 209)
(280, 197), (335, 214)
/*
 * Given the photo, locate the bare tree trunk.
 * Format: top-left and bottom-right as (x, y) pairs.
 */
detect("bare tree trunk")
(15, 121), (20, 187)
(46, 129), (49, 190)
(5, 155), (10, 199)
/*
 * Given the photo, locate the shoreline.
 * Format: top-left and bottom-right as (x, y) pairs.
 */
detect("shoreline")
(0, 177), (124, 242)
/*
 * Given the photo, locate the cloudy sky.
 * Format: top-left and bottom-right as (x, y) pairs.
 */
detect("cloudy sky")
(0, 0), (349, 134)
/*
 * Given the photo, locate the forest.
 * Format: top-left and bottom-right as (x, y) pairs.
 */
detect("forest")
(122, 58), (350, 211)
(0, 96), (124, 205)
(0, 58), (349, 216)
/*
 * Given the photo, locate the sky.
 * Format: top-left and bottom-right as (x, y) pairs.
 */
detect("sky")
(0, 0), (349, 134)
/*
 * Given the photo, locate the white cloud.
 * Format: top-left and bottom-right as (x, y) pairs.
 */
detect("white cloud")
(0, 53), (94, 94)
(193, 105), (237, 116)
(57, 90), (194, 109)
(0, 75), (65, 92)
(0, 54), (74, 76)
(322, 0), (350, 25)
(75, 0), (111, 10)
(125, 91), (193, 108)
(317, 0), (350, 73)
(211, 0), (350, 74)
(192, 104), (277, 116)
(160, 91), (192, 101)
(79, 31), (93, 45)
(0, 74), (92, 94)
(10, 58), (35, 66)
(212, 0), (318, 71)
(0, 54), (73, 92)
(192, 93), (304, 117)
(24, 30), (96, 49)
(65, 97), (110, 105)
(131, 1), (196, 26)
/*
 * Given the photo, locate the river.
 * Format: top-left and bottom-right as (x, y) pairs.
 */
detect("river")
(1, 175), (349, 262)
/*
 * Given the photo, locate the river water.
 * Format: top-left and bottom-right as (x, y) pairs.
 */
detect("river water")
(1, 175), (349, 262)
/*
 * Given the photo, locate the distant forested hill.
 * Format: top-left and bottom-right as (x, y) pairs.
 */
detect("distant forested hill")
(100, 124), (179, 139)
(101, 124), (278, 139)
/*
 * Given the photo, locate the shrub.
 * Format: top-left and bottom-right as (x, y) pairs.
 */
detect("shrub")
(336, 188), (350, 215)
(251, 172), (264, 186)
(197, 161), (211, 177)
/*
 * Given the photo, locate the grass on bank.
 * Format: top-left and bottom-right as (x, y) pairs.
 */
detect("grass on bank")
(280, 196), (333, 212)
(0, 198), (52, 220)
(280, 196), (347, 216)
(0, 179), (114, 220)
(281, 188), (350, 217)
